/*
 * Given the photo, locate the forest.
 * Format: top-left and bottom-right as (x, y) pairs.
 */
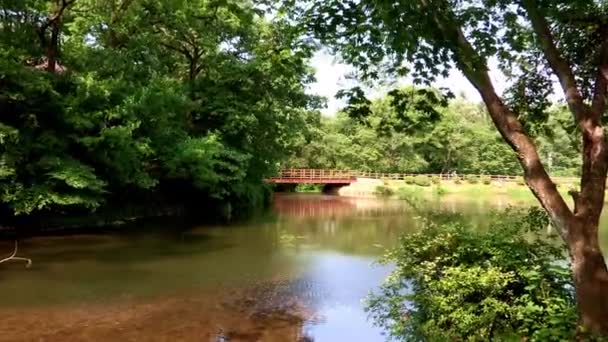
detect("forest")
(0, 0), (321, 221)
(287, 90), (581, 177)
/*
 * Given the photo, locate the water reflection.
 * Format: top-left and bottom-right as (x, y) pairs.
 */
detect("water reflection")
(0, 194), (606, 341)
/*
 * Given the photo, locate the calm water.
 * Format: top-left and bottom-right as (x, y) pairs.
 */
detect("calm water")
(0, 194), (607, 341)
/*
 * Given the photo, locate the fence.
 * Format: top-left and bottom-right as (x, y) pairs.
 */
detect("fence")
(272, 169), (579, 184)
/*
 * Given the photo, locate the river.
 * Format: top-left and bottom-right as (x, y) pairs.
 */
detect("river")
(0, 194), (607, 341)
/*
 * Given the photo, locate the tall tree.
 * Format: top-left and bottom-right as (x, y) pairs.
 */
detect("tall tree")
(286, 0), (608, 334)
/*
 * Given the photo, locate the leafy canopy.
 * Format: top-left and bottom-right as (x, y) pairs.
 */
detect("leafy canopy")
(0, 0), (321, 216)
(278, 0), (608, 131)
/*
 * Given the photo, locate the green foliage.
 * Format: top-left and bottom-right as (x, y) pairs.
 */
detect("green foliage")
(295, 184), (322, 193)
(374, 185), (395, 197)
(433, 185), (447, 197)
(366, 208), (576, 341)
(285, 94), (577, 177)
(466, 175), (480, 184)
(414, 175), (431, 187)
(404, 176), (415, 185)
(481, 176), (492, 185)
(454, 177), (463, 185)
(0, 0), (320, 217)
(430, 176), (440, 185)
(397, 186), (423, 202)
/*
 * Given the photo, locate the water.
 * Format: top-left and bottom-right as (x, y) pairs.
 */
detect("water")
(0, 194), (606, 341)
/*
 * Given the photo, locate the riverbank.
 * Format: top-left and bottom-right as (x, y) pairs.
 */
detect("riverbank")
(310, 178), (579, 205)
(0, 195), (257, 240)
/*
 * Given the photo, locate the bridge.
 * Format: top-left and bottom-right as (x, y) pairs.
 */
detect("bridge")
(267, 169), (357, 184)
(266, 169), (579, 184)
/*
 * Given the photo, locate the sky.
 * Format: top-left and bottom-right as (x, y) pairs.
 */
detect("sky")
(307, 50), (509, 116)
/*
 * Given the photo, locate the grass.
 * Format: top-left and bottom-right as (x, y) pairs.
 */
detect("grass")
(381, 179), (581, 205)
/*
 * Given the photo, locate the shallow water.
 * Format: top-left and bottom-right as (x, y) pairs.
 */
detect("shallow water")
(0, 194), (606, 341)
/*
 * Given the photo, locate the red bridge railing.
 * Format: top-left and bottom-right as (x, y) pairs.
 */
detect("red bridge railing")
(267, 169), (580, 184)
(267, 169), (357, 184)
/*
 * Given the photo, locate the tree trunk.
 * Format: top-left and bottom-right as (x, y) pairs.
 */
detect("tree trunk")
(568, 219), (608, 336)
(46, 21), (60, 73)
(425, 0), (608, 335)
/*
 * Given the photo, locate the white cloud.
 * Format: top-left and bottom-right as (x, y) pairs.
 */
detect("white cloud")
(307, 51), (353, 116)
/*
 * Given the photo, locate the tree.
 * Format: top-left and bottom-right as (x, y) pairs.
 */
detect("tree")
(0, 0), (320, 217)
(288, 0), (608, 335)
(285, 89), (530, 175)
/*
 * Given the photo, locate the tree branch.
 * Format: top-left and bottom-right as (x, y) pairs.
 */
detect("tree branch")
(38, 0), (76, 34)
(118, 0), (134, 13)
(0, 241), (32, 268)
(523, 0), (608, 224)
(36, 0), (75, 56)
(591, 28), (608, 119)
(421, 0), (574, 239)
(160, 42), (191, 58)
(521, 0), (591, 124)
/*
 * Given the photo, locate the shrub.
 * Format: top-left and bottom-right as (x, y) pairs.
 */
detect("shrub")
(366, 208), (576, 341)
(430, 176), (440, 184)
(404, 176), (415, 185)
(295, 183), (321, 193)
(414, 175), (431, 187)
(481, 176), (492, 185)
(516, 176), (526, 186)
(397, 186), (423, 202)
(433, 185), (447, 196)
(454, 177), (463, 184)
(465, 175), (479, 184)
(374, 185), (394, 197)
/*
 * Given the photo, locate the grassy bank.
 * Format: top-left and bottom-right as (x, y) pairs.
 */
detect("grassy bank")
(288, 176), (581, 205)
(374, 179), (577, 204)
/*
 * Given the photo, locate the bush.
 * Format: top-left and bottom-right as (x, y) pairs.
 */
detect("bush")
(433, 185), (447, 196)
(430, 176), (440, 185)
(374, 185), (394, 197)
(404, 176), (415, 185)
(295, 183), (321, 193)
(454, 177), (463, 184)
(466, 175), (479, 184)
(366, 208), (576, 341)
(397, 186), (423, 202)
(481, 176), (492, 185)
(516, 176), (526, 186)
(414, 175), (431, 187)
